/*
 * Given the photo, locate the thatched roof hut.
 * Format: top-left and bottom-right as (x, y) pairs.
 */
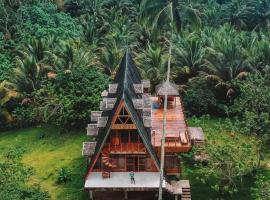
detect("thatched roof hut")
(155, 81), (179, 96)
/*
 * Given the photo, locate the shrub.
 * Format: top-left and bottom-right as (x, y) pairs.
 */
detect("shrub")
(13, 66), (109, 129)
(56, 168), (71, 184)
(251, 170), (270, 200)
(183, 77), (217, 116)
(228, 74), (270, 139)
(4, 146), (25, 160)
(18, 2), (82, 40)
(0, 55), (12, 82)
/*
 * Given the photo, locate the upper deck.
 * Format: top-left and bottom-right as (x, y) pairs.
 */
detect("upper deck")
(151, 96), (191, 153)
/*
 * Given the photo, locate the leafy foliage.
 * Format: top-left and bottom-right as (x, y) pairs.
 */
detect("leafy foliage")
(18, 2), (82, 40)
(56, 168), (72, 184)
(228, 74), (270, 139)
(251, 170), (270, 200)
(183, 77), (217, 116)
(0, 147), (49, 200)
(13, 66), (109, 129)
(188, 116), (259, 196)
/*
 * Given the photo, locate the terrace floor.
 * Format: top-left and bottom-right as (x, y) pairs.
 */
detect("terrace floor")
(85, 172), (166, 189)
(151, 97), (190, 148)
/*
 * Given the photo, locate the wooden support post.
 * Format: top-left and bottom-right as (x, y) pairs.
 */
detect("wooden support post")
(89, 190), (94, 200)
(124, 191), (128, 200)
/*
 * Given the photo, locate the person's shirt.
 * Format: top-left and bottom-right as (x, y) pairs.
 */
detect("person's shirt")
(129, 171), (135, 178)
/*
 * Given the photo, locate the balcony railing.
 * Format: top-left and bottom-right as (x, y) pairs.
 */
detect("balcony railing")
(104, 143), (146, 154)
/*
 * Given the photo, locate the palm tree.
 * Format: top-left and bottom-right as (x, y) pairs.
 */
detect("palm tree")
(140, 0), (202, 33)
(136, 44), (167, 90)
(243, 33), (270, 72)
(8, 55), (51, 93)
(17, 38), (56, 65)
(173, 33), (208, 82)
(97, 38), (123, 76)
(56, 41), (96, 71)
(139, 0), (182, 32)
(202, 26), (249, 98)
(250, 0), (270, 30)
(135, 17), (162, 49)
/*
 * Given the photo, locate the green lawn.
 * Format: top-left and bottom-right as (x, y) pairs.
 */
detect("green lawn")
(0, 126), (88, 200)
(0, 118), (269, 200)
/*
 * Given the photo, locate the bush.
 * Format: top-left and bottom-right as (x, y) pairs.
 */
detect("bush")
(228, 74), (270, 139)
(56, 168), (71, 184)
(18, 2), (82, 40)
(13, 66), (109, 129)
(183, 77), (217, 116)
(0, 55), (12, 82)
(251, 170), (270, 200)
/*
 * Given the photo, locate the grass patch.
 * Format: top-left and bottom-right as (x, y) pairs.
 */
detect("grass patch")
(0, 126), (88, 200)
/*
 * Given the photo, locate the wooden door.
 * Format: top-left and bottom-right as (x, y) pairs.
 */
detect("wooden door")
(126, 156), (138, 171)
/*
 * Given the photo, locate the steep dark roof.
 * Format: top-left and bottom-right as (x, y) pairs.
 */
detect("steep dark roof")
(86, 51), (160, 177)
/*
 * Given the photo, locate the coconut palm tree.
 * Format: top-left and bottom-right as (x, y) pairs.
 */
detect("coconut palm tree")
(140, 0), (202, 33)
(97, 38), (123, 76)
(250, 0), (270, 30)
(173, 33), (208, 82)
(56, 41), (96, 71)
(136, 44), (167, 90)
(8, 55), (51, 93)
(243, 33), (270, 72)
(139, 0), (182, 32)
(17, 38), (56, 65)
(202, 26), (249, 98)
(135, 16), (162, 49)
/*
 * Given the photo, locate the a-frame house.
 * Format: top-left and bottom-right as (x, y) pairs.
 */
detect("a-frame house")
(82, 52), (205, 200)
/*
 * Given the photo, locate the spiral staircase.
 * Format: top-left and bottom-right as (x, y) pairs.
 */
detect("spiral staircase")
(101, 148), (116, 178)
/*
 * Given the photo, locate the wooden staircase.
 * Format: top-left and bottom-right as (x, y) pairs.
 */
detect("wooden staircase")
(101, 149), (116, 178)
(181, 181), (191, 200)
(166, 180), (191, 200)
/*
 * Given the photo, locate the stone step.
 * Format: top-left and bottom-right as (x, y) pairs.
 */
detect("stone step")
(182, 194), (191, 197)
(182, 188), (190, 191)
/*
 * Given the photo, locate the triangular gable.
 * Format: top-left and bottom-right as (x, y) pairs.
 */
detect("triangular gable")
(86, 99), (160, 176)
(85, 52), (160, 179)
(111, 101), (136, 130)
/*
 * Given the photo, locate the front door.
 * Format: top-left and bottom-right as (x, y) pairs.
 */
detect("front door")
(126, 156), (138, 171)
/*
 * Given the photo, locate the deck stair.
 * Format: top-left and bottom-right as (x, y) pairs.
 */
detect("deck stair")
(179, 180), (191, 200)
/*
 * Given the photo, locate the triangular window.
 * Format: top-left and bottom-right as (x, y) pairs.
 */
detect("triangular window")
(112, 102), (136, 129)
(115, 106), (133, 125)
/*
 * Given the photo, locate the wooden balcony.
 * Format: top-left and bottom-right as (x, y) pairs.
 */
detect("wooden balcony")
(104, 143), (147, 154)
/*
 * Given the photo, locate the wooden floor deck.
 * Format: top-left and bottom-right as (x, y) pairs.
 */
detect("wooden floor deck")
(151, 97), (191, 149)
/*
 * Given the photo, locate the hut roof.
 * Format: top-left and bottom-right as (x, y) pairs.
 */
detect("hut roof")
(86, 51), (160, 177)
(156, 81), (179, 96)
